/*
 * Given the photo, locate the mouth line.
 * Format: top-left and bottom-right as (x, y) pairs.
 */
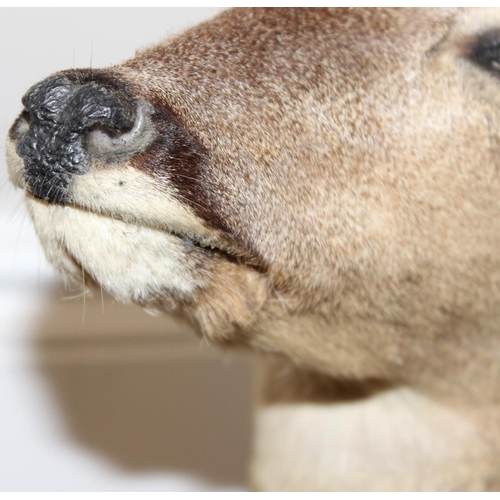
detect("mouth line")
(28, 190), (243, 264)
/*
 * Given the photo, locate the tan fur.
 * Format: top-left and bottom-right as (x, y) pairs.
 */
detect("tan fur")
(70, 165), (213, 243)
(7, 7), (500, 491)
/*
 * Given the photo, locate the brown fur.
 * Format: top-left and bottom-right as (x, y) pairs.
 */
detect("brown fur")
(7, 7), (500, 491)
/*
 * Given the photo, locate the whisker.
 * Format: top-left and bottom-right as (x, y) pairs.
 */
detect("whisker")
(11, 208), (29, 272)
(37, 238), (44, 291)
(81, 264), (86, 325)
(61, 288), (91, 301)
(100, 283), (105, 314)
(90, 42), (94, 74)
(0, 171), (13, 189)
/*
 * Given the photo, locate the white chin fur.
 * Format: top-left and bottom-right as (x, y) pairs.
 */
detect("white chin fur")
(25, 195), (208, 305)
(69, 164), (217, 246)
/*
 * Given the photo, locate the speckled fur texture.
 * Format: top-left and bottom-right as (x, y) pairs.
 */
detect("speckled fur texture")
(7, 8), (500, 491)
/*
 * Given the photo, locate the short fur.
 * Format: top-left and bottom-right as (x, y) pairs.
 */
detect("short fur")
(7, 8), (500, 491)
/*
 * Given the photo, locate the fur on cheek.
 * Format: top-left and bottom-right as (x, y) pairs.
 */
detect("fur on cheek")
(25, 194), (272, 340)
(185, 257), (271, 342)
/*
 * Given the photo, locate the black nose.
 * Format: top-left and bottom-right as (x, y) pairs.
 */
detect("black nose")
(16, 75), (136, 203)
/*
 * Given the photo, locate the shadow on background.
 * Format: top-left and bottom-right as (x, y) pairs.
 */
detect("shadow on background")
(33, 286), (255, 489)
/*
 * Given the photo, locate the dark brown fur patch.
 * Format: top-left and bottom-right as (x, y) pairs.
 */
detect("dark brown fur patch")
(130, 106), (234, 239)
(62, 68), (238, 242)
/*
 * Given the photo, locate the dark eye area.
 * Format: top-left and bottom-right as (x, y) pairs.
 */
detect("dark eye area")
(470, 30), (500, 73)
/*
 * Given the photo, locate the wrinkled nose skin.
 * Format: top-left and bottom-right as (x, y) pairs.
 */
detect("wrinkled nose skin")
(16, 75), (136, 203)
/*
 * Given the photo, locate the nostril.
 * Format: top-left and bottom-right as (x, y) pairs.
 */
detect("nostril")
(6, 110), (31, 190)
(8, 110), (31, 142)
(86, 100), (156, 159)
(13, 74), (146, 203)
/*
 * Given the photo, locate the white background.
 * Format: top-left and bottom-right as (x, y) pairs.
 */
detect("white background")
(0, 8), (255, 492)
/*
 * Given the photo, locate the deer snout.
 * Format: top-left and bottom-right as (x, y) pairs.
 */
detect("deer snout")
(9, 74), (156, 204)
